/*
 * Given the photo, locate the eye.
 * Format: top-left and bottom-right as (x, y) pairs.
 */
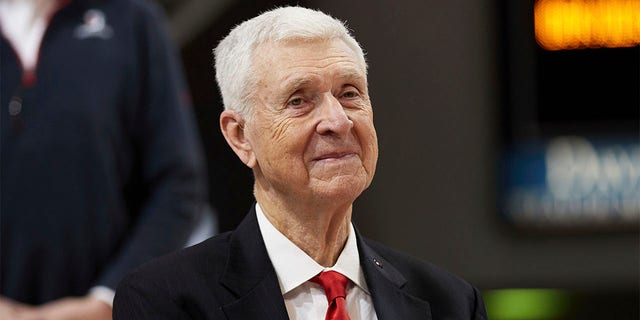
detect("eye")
(340, 85), (362, 99)
(287, 97), (304, 107)
(342, 91), (359, 99)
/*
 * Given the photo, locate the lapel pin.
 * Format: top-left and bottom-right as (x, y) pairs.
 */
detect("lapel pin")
(373, 258), (383, 269)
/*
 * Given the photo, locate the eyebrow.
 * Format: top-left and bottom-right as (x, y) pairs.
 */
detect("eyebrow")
(336, 69), (366, 83)
(284, 76), (316, 93)
(280, 68), (367, 94)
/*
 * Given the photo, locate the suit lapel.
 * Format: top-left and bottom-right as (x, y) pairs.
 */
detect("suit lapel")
(357, 232), (432, 320)
(216, 208), (431, 319)
(219, 207), (289, 320)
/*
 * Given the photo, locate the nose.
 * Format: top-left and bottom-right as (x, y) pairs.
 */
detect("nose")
(316, 94), (353, 136)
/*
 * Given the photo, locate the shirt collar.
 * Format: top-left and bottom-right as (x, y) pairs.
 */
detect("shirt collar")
(256, 203), (369, 295)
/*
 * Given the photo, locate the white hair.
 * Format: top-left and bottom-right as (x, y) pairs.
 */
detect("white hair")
(213, 6), (367, 119)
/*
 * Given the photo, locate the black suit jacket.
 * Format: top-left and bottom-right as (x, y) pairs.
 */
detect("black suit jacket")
(114, 207), (487, 319)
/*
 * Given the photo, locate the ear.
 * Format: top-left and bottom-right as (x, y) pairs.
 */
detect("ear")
(220, 110), (257, 168)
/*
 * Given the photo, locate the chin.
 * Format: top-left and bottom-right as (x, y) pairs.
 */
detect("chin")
(312, 176), (367, 202)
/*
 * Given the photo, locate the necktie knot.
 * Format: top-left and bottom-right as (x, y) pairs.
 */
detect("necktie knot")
(310, 271), (351, 320)
(310, 271), (348, 301)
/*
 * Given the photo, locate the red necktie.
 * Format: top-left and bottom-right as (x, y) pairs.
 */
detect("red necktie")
(310, 271), (351, 320)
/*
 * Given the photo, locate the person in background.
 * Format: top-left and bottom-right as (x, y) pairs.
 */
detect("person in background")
(0, 0), (213, 319)
(113, 6), (487, 320)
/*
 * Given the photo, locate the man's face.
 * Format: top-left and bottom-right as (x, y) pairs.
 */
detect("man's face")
(245, 38), (378, 204)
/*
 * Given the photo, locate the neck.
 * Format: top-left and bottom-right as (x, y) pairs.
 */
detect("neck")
(255, 187), (353, 267)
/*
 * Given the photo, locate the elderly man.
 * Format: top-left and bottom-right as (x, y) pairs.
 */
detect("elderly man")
(114, 6), (486, 320)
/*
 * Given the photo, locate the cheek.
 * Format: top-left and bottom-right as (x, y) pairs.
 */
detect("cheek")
(355, 117), (378, 169)
(269, 117), (294, 144)
(365, 130), (379, 167)
(252, 108), (295, 145)
(258, 116), (312, 165)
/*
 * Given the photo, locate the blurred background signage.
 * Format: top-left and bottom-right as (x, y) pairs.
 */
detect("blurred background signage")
(534, 0), (640, 50)
(499, 0), (639, 230)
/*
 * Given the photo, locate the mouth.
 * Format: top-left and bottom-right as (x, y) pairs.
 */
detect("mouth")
(313, 152), (358, 162)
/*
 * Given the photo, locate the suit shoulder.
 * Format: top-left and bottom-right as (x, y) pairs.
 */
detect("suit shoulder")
(361, 238), (487, 318)
(363, 238), (478, 298)
(122, 231), (233, 285)
(114, 232), (235, 319)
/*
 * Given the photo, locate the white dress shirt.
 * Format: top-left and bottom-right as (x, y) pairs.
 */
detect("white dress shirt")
(256, 204), (379, 320)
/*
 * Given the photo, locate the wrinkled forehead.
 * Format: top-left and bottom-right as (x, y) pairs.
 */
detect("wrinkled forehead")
(250, 37), (367, 79)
